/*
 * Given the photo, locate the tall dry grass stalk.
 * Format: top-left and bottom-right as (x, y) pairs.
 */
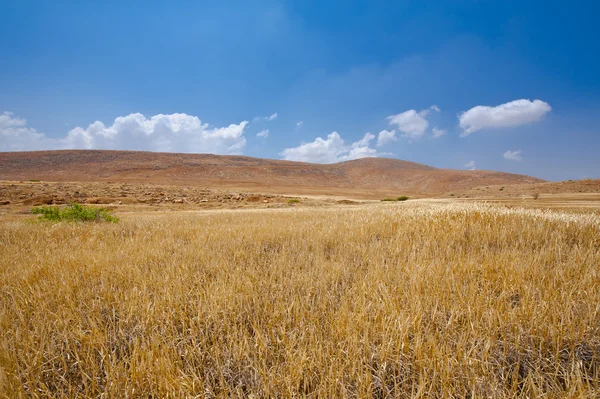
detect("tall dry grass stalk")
(1, 203), (599, 398)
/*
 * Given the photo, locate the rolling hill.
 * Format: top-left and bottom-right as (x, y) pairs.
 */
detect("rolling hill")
(0, 150), (544, 198)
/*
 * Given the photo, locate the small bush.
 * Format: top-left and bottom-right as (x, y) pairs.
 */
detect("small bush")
(32, 202), (118, 223)
(28, 179), (41, 182)
(288, 198), (301, 204)
(533, 193), (540, 200)
(381, 196), (409, 202)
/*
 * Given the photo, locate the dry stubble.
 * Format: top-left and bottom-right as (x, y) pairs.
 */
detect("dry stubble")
(1, 203), (599, 398)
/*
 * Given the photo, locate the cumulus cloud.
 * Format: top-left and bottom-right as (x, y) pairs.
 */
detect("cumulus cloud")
(464, 160), (476, 170)
(387, 105), (440, 140)
(280, 132), (379, 163)
(265, 113), (278, 121)
(256, 129), (269, 138)
(0, 111), (249, 154)
(459, 99), (551, 136)
(0, 112), (57, 151)
(387, 110), (428, 140)
(503, 149), (523, 161)
(376, 129), (397, 147)
(0, 112), (25, 128)
(432, 127), (447, 138)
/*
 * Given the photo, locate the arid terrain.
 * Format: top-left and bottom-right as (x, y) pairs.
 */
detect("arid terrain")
(0, 150), (544, 199)
(0, 180), (348, 218)
(1, 151), (600, 398)
(1, 150), (598, 216)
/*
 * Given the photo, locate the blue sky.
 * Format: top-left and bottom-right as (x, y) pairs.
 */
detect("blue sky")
(1, 1), (599, 181)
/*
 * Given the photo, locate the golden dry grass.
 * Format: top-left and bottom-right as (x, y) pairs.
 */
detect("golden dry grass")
(1, 203), (599, 398)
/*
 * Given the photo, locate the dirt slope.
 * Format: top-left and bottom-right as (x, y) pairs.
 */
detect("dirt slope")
(0, 150), (544, 198)
(459, 179), (600, 198)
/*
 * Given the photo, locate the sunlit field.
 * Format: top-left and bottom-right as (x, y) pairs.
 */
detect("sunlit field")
(1, 203), (599, 398)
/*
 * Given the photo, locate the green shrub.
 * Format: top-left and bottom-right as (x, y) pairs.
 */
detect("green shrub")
(288, 198), (301, 204)
(32, 202), (118, 223)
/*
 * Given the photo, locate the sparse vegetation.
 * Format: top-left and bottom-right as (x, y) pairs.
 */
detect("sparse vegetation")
(31, 202), (119, 223)
(0, 151), (547, 198)
(0, 181), (328, 210)
(381, 195), (409, 202)
(1, 203), (599, 397)
(533, 192), (540, 200)
(288, 198), (301, 204)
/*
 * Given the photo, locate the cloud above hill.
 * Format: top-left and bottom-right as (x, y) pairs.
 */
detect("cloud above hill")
(280, 132), (380, 163)
(503, 149), (523, 161)
(376, 129), (397, 146)
(459, 99), (551, 135)
(0, 112), (249, 154)
(387, 105), (440, 140)
(0, 112), (51, 151)
(464, 160), (476, 170)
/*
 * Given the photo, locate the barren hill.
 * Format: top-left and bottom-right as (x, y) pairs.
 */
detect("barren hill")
(461, 179), (600, 197)
(0, 150), (544, 198)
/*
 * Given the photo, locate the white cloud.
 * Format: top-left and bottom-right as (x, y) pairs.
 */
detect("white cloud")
(265, 113), (278, 121)
(346, 132), (378, 160)
(432, 127), (447, 138)
(296, 121), (303, 127)
(387, 110), (428, 140)
(376, 129), (397, 147)
(0, 112), (25, 128)
(464, 160), (476, 170)
(503, 149), (523, 161)
(0, 112), (56, 151)
(280, 132), (379, 163)
(0, 111), (249, 154)
(256, 129), (269, 138)
(459, 99), (551, 136)
(387, 105), (439, 140)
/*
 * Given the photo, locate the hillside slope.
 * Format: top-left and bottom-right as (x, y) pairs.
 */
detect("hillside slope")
(0, 150), (544, 198)
(461, 179), (600, 197)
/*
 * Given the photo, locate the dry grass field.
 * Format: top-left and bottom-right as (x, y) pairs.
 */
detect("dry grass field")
(1, 201), (599, 398)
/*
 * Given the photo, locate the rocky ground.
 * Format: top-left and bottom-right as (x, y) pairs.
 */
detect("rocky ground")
(0, 180), (363, 215)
